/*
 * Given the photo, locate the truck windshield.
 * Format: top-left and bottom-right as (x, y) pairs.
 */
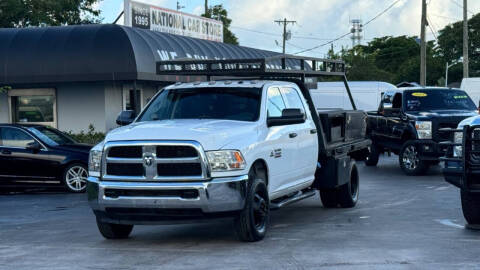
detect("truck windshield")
(405, 89), (477, 112)
(138, 87), (262, 122)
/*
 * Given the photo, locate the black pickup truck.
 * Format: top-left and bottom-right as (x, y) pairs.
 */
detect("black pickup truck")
(365, 87), (478, 175)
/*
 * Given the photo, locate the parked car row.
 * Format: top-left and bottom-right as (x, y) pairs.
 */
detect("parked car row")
(1, 57), (478, 241)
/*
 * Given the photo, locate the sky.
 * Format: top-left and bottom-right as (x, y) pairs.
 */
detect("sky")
(98, 0), (480, 56)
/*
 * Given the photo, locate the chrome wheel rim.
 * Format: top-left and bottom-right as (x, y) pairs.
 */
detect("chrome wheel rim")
(66, 166), (88, 191)
(402, 145), (419, 170)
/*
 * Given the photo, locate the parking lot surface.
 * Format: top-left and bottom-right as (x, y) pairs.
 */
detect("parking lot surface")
(1, 156), (479, 270)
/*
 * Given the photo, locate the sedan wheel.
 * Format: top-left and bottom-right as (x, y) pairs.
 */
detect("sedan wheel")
(64, 164), (88, 192)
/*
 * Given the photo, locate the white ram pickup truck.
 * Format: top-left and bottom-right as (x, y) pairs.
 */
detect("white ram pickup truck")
(87, 57), (370, 241)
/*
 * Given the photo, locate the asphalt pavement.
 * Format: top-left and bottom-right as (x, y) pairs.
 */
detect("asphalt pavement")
(1, 155), (479, 270)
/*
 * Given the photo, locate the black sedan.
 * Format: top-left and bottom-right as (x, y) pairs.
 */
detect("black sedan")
(0, 124), (92, 192)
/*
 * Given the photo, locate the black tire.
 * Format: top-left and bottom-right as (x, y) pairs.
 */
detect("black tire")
(96, 217), (133, 239)
(399, 141), (429, 176)
(320, 161), (360, 208)
(461, 190), (480, 225)
(365, 144), (380, 166)
(337, 162), (360, 208)
(234, 165), (269, 242)
(320, 189), (338, 208)
(62, 163), (88, 193)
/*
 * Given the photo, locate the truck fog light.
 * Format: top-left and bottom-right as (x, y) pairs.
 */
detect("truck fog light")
(206, 150), (246, 172)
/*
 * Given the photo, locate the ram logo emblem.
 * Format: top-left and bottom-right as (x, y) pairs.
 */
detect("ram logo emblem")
(143, 154), (154, 167)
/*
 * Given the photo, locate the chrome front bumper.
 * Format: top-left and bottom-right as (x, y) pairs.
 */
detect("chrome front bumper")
(87, 175), (248, 215)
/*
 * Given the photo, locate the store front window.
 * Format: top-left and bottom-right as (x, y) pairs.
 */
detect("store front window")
(9, 89), (56, 127)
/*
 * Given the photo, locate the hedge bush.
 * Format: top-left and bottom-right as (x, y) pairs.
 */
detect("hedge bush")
(66, 124), (105, 145)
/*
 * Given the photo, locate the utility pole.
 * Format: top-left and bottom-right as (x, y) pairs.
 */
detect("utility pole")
(176, 1), (185, 11)
(275, 18), (296, 54)
(463, 0), (469, 78)
(420, 0), (427, 86)
(204, 0), (209, 17)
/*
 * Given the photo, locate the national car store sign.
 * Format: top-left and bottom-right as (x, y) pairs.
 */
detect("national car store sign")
(124, 0), (223, 42)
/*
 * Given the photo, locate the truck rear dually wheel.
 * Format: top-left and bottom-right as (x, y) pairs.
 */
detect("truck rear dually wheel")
(96, 218), (134, 239)
(320, 161), (359, 208)
(461, 190), (480, 225)
(399, 141), (428, 176)
(234, 165), (269, 242)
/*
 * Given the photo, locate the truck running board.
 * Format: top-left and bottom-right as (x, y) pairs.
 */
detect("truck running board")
(270, 189), (317, 210)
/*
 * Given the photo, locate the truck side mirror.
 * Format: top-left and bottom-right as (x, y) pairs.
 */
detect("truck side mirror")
(116, 110), (136, 126)
(267, 108), (305, 127)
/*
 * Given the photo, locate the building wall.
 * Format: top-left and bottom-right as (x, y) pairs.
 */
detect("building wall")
(0, 92), (8, 123)
(104, 82), (123, 132)
(56, 83), (106, 133)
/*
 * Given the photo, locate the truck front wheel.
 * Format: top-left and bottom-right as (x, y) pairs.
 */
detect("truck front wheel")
(96, 218), (133, 239)
(399, 141), (428, 176)
(234, 166), (269, 242)
(461, 190), (480, 225)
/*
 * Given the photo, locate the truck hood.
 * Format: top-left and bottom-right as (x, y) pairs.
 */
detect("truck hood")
(458, 115), (480, 128)
(105, 119), (259, 151)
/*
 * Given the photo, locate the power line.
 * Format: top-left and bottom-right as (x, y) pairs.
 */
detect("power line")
(294, 0), (403, 55)
(449, 0), (475, 15)
(427, 16), (439, 40)
(429, 13), (461, 21)
(230, 26), (280, 37)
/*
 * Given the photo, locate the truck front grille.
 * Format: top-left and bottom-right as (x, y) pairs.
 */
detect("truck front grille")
(437, 123), (458, 141)
(102, 141), (208, 181)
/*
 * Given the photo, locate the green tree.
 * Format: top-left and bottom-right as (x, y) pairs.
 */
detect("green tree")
(0, 0), (102, 28)
(436, 13), (480, 82)
(202, 4), (238, 45)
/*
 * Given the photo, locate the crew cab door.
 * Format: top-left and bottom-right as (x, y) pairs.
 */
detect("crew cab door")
(385, 92), (406, 140)
(280, 87), (318, 186)
(265, 87), (298, 196)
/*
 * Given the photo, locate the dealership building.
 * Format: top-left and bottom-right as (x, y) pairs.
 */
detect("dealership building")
(0, 24), (280, 133)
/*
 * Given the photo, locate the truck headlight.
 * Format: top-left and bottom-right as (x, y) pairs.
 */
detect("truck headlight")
(454, 132), (463, 157)
(88, 148), (103, 177)
(415, 121), (432, 139)
(206, 150), (246, 172)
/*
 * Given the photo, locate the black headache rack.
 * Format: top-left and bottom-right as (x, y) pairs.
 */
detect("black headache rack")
(440, 125), (480, 192)
(156, 55), (356, 109)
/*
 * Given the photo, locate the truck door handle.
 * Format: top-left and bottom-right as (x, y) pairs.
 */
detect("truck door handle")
(310, 129), (317, 134)
(1, 149), (12, 155)
(289, 133), (298, 138)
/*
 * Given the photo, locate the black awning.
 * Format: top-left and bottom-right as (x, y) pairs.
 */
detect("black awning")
(0, 24), (282, 85)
